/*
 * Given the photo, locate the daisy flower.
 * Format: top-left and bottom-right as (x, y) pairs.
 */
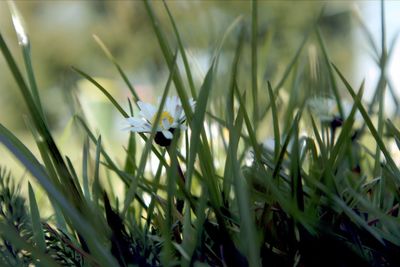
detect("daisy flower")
(307, 97), (337, 123)
(125, 96), (195, 146)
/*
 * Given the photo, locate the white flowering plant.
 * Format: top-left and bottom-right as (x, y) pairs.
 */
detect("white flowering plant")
(125, 96), (195, 146)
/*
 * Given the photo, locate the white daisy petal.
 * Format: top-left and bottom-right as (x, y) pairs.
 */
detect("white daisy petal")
(174, 105), (183, 121)
(162, 118), (170, 130)
(138, 101), (157, 121)
(127, 117), (145, 126)
(189, 98), (196, 109)
(166, 96), (176, 117)
(162, 130), (173, 139)
(127, 125), (151, 133)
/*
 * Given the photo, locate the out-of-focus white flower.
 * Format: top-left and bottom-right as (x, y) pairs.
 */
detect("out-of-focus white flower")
(125, 96), (195, 146)
(308, 97), (337, 123)
(308, 97), (363, 125)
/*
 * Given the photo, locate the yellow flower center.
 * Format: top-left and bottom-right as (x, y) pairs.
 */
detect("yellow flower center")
(152, 111), (174, 127)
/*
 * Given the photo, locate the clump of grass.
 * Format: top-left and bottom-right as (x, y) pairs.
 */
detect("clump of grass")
(1, 1), (400, 266)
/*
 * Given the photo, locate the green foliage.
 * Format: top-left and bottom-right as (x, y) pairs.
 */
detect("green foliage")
(1, 1), (400, 267)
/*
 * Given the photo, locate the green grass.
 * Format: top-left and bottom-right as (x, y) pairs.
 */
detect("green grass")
(1, 1), (400, 266)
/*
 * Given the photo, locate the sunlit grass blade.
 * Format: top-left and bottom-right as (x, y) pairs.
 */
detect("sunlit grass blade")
(7, 1), (44, 118)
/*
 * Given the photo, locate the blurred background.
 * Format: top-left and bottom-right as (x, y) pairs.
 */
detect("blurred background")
(0, 1), (399, 177)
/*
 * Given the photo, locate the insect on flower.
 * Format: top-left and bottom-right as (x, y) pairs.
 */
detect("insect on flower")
(125, 96), (195, 147)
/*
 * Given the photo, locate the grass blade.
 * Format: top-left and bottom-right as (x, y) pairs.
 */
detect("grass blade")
(72, 67), (129, 118)
(28, 182), (46, 252)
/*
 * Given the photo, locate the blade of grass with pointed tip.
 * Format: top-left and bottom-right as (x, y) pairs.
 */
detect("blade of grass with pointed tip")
(267, 81), (281, 162)
(272, 112), (302, 180)
(333, 64), (400, 181)
(66, 156), (84, 198)
(260, 35), (307, 120)
(386, 119), (400, 144)
(309, 115), (328, 164)
(315, 27), (343, 118)
(275, 35), (308, 93)
(223, 89), (244, 205)
(28, 182), (46, 252)
(234, 85), (261, 163)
